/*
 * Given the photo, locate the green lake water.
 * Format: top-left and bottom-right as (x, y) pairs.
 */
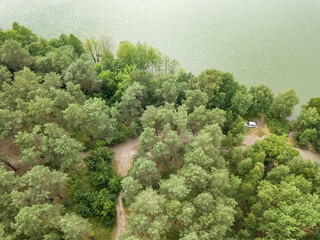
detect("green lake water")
(1, 0), (320, 117)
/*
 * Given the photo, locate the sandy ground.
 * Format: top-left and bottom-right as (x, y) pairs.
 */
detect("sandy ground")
(110, 138), (139, 177)
(114, 191), (126, 239)
(243, 134), (264, 146)
(0, 138), (29, 175)
(110, 138), (139, 239)
(294, 148), (320, 162)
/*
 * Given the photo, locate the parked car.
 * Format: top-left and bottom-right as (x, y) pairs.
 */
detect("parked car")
(245, 122), (256, 128)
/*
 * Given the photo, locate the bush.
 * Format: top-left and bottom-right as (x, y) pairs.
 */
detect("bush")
(266, 117), (291, 135)
(74, 203), (92, 218)
(69, 140), (121, 227)
(295, 128), (317, 149)
(236, 158), (253, 176)
(108, 175), (122, 194)
(92, 189), (116, 226)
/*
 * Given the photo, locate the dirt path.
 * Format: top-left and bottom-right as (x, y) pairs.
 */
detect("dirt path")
(110, 138), (139, 177)
(294, 148), (320, 162)
(0, 138), (29, 175)
(110, 138), (139, 239)
(243, 134), (320, 162)
(243, 134), (265, 146)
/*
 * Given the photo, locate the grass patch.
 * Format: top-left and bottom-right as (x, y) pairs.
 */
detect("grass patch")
(90, 218), (113, 240)
(246, 125), (270, 137)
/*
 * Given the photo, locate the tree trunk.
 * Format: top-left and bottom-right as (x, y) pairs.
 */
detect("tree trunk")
(0, 155), (17, 171)
(73, 167), (80, 176)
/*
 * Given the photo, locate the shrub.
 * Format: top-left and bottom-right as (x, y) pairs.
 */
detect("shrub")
(266, 117), (291, 135)
(74, 203), (92, 218)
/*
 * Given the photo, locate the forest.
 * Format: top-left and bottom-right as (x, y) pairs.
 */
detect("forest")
(0, 22), (320, 240)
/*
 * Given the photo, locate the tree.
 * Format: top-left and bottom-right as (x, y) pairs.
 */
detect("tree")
(0, 66), (12, 86)
(183, 89), (208, 113)
(272, 89), (299, 119)
(43, 72), (63, 89)
(173, 104), (189, 135)
(91, 188), (116, 226)
(261, 199), (320, 240)
(27, 96), (55, 125)
(12, 204), (63, 239)
(50, 88), (76, 111)
(297, 128), (318, 149)
(99, 70), (118, 99)
(117, 41), (137, 67)
(15, 123), (83, 171)
(120, 188), (169, 240)
(160, 175), (190, 201)
(177, 165), (236, 239)
(0, 165), (90, 239)
(155, 74), (178, 104)
(50, 45), (76, 73)
(0, 39), (33, 71)
(187, 106), (208, 135)
(84, 38), (102, 63)
(140, 104), (175, 135)
(101, 49), (114, 71)
(1, 67), (41, 109)
(306, 97), (320, 114)
(0, 109), (24, 139)
(27, 38), (52, 56)
(265, 165), (290, 184)
(65, 82), (86, 104)
(287, 156), (316, 181)
(150, 125), (183, 168)
(294, 107), (320, 148)
(122, 176), (143, 205)
(59, 213), (92, 240)
(126, 70), (154, 99)
(224, 115), (246, 146)
(118, 82), (146, 124)
(129, 157), (160, 187)
(68, 34), (85, 56)
(230, 85), (253, 117)
(63, 103), (87, 133)
(212, 72), (240, 110)
(63, 54), (100, 94)
(5, 22), (38, 46)
(252, 134), (299, 164)
(248, 84), (274, 116)
(137, 127), (158, 155)
(295, 107), (319, 132)
(21, 165), (68, 201)
(189, 69), (222, 106)
(245, 180), (320, 239)
(83, 98), (117, 143)
(236, 158), (253, 177)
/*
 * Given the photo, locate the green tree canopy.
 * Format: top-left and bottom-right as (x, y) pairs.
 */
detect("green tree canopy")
(248, 84), (274, 117)
(0, 39), (33, 72)
(272, 89), (299, 119)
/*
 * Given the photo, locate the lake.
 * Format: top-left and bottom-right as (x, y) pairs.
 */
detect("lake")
(1, 0), (320, 116)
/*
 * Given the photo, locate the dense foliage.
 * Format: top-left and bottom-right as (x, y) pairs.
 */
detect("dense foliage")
(0, 22), (319, 240)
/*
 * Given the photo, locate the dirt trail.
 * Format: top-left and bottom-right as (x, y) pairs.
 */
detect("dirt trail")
(110, 138), (139, 177)
(242, 134), (265, 146)
(110, 138), (139, 239)
(294, 148), (320, 162)
(0, 138), (29, 175)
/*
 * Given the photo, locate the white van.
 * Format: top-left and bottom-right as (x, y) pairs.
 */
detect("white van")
(245, 122), (256, 128)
